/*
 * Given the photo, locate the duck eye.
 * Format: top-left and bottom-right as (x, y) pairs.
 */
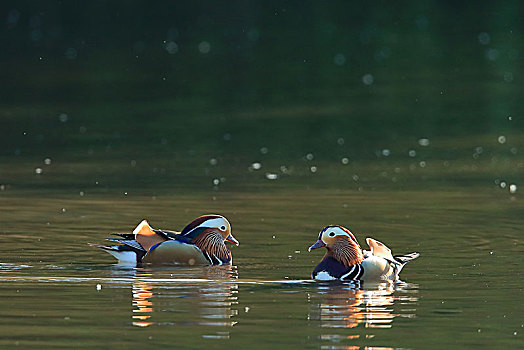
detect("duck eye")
(220, 225), (226, 231)
(329, 232), (335, 237)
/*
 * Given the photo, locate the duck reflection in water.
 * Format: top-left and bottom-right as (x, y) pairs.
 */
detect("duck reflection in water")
(309, 280), (418, 348)
(128, 265), (238, 335)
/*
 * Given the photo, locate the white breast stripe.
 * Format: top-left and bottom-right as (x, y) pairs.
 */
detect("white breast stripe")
(356, 264), (363, 279)
(341, 265), (357, 280)
(203, 251), (213, 264)
(341, 264), (363, 280)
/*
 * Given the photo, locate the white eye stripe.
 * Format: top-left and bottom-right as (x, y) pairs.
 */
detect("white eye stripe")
(325, 229), (351, 237)
(197, 218), (229, 230)
(320, 226), (357, 242)
(184, 217), (230, 236)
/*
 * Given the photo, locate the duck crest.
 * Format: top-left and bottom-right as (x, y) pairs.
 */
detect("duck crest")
(180, 214), (223, 238)
(326, 237), (364, 267)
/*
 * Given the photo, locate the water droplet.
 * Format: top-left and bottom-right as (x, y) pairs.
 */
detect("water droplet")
(44, 158), (52, 165)
(35, 167), (43, 175)
(500, 181), (507, 189)
(209, 158), (218, 166)
(251, 162), (262, 170)
(310, 166), (317, 173)
(337, 138), (345, 145)
(165, 41), (178, 54)
(6, 9), (20, 26)
(498, 135), (506, 144)
(58, 113), (68, 123)
(124, 192), (128, 196)
(478, 32), (490, 45)
(418, 138), (430, 146)
(341, 157), (349, 165)
(509, 184), (517, 193)
(305, 153), (314, 161)
(280, 165), (288, 173)
(333, 53), (346, 66)
(198, 41), (211, 54)
(486, 48), (499, 61)
(79, 191), (85, 196)
(504, 72), (514, 83)
(352, 174), (359, 181)
(130, 160), (137, 167)
(96, 284), (102, 291)
(212, 178), (220, 185)
(408, 150), (416, 157)
(362, 74), (374, 85)
(61, 208), (66, 213)
(265, 173), (278, 180)
(260, 147), (268, 154)
(419, 161), (427, 168)
(381, 149), (390, 157)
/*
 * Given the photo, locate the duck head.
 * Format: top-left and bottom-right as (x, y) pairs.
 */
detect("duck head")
(308, 225), (364, 266)
(180, 215), (239, 260)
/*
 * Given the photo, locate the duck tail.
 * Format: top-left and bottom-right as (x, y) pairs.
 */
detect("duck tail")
(394, 252), (420, 265)
(88, 243), (144, 264)
(392, 252), (420, 276)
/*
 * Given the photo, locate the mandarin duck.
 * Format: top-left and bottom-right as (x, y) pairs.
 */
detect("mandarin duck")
(90, 215), (239, 266)
(308, 225), (419, 281)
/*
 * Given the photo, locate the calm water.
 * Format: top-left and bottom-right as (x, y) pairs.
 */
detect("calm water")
(1, 2), (523, 349)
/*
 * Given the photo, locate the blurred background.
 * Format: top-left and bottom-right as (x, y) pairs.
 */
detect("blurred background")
(1, 0), (522, 194)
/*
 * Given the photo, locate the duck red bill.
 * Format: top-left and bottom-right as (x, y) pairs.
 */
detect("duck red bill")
(226, 234), (239, 246)
(308, 240), (326, 251)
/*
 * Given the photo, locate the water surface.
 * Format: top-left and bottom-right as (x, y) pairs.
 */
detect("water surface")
(1, 1), (523, 349)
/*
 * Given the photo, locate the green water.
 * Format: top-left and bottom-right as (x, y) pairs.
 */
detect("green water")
(1, 1), (523, 349)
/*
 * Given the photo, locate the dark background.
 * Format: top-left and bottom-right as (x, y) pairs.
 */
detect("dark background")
(1, 1), (522, 190)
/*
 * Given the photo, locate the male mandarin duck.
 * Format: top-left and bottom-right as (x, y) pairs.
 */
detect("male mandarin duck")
(90, 215), (239, 266)
(308, 225), (419, 281)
